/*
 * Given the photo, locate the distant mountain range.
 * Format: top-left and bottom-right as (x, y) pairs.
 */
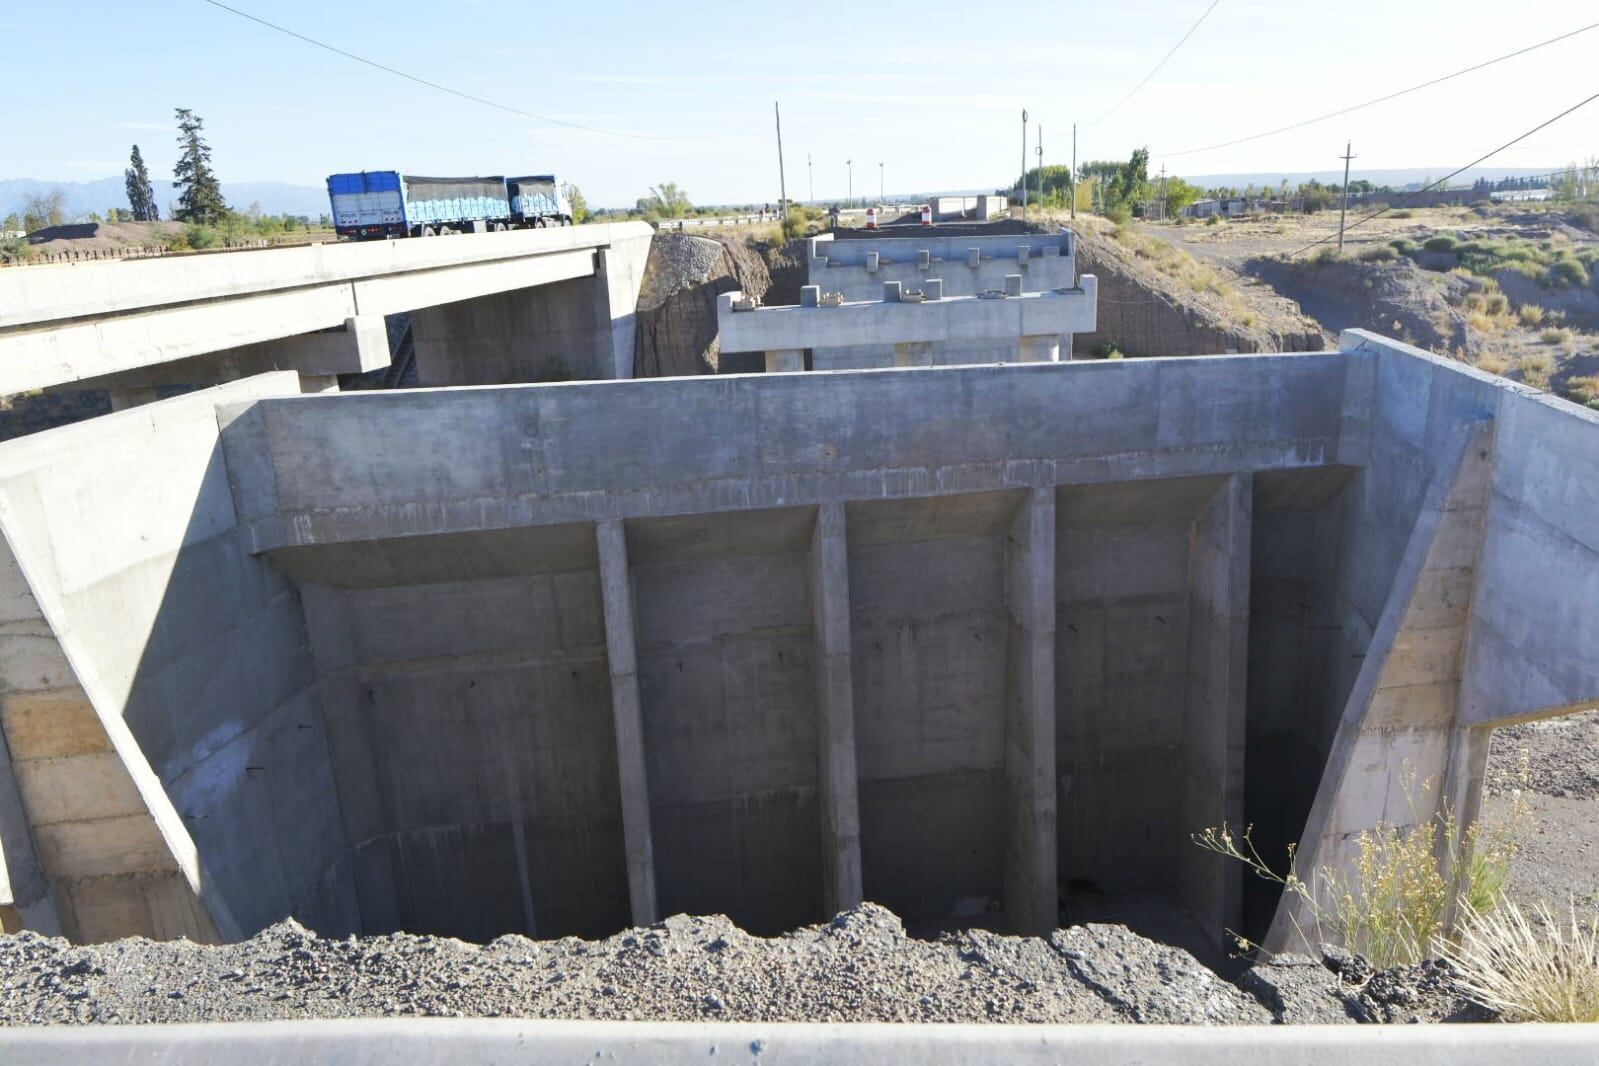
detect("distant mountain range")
(0, 176), (329, 220)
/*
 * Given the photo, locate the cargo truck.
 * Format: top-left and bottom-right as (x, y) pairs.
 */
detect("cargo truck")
(326, 171), (573, 239)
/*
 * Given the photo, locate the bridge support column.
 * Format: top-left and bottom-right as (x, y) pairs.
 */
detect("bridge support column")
(107, 387), (158, 412)
(1004, 486), (1058, 935)
(596, 519), (659, 926)
(764, 349), (805, 374)
(809, 502), (863, 915)
(1018, 334), (1061, 363)
(1179, 473), (1252, 950)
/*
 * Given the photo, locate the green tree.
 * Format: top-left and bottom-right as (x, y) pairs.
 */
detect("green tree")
(124, 144), (160, 222)
(21, 189), (66, 232)
(1162, 176), (1203, 215)
(637, 182), (692, 220)
(172, 108), (228, 224)
(1111, 148), (1151, 211)
(2, 212), (20, 233)
(565, 183), (589, 224)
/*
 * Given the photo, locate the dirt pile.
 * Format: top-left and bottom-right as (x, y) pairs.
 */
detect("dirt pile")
(0, 902), (1490, 1027)
(633, 231), (803, 377)
(1073, 226), (1327, 357)
(1247, 256), (1475, 354)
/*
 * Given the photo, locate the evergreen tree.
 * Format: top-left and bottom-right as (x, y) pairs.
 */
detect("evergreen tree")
(124, 144), (160, 222)
(172, 109), (227, 224)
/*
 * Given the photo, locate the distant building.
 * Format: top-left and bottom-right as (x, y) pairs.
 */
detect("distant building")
(1489, 188), (1553, 203)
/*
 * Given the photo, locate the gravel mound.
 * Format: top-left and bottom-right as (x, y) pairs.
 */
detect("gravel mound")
(1487, 709), (1599, 801)
(0, 903), (1490, 1027)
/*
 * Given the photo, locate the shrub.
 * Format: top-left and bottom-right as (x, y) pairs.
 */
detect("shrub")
(1566, 201), (1599, 233)
(185, 224), (218, 250)
(1541, 327), (1572, 346)
(1389, 209), (1413, 219)
(1310, 245), (1342, 265)
(1474, 350), (1509, 376)
(1423, 234), (1459, 253)
(1205, 215), (1220, 226)
(1463, 292), (1487, 313)
(1103, 203), (1132, 225)
(1501, 260), (1545, 283)
(781, 208), (807, 241)
(1549, 257), (1590, 288)
(1194, 767), (1528, 967)
(1090, 342), (1124, 359)
(1517, 304), (1546, 327)
(1390, 238), (1416, 254)
(1358, 245), (1397, 262)
(1445, 900), (1599, 1022)
(1564, 375), (1599, 406)
(1483, 293), (1509, 316)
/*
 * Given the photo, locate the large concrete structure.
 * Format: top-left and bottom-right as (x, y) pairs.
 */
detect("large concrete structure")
(718, 279), (1099, 371)
(0, 224), (653, 404)
(0, 332), (1594, 955)
(717, 232), (1093, 370)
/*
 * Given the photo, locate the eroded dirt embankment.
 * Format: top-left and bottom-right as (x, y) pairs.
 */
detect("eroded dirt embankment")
(1071, 226), (1327, 357)
(632, 231), (804, 376)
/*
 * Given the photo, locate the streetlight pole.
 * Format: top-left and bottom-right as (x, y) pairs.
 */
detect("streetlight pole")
(846, 160), (853, 207)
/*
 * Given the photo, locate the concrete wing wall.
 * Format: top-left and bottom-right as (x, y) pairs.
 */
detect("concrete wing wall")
(0, 374), (357, 941)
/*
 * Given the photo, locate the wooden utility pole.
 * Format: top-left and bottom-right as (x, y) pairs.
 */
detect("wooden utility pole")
(1338, 141), (1357, 253)
(1036, 126), (1043, 213)
(846, 160), (853, 206)
(1070, 123), (1077, 220)
(774, 102), (788, 216)
(807, 153), (813, 204)
(1020, 109), (1029, 222)
(1159, 163), (1168, 220)
(879, 162), (884, 204)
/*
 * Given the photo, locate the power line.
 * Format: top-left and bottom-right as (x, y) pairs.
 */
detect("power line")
(1159, 19), (1599, 160)
(1086, 0), (1222, 128)
(1287, 89), (1599, 258)
(199, 0), (720, 141)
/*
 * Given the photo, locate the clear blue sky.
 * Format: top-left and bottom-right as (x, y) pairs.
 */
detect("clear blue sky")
(6, 0), (1597, 207)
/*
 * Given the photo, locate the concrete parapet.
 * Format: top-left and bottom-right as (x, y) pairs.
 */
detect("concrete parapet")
(810, 232), (1076, 302)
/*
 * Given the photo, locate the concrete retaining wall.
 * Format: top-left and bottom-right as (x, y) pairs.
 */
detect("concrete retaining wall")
(1, 338), (1596, 947)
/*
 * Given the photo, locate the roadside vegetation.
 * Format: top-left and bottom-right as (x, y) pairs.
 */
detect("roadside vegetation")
(1194, 766), (1531, 969)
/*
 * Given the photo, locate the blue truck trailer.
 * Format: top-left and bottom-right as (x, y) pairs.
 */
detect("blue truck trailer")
(327, 171), (573, 239)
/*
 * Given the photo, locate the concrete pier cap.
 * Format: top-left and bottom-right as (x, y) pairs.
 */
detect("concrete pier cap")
(0, 329), (1595, 961)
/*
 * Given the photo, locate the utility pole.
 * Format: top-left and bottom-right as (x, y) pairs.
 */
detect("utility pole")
(879, 161), (884, 204)
(774, 101), (788, 217)
(1020, 108), (1029, 222)
(1036, 125), (1043, 214)
(807, 153), (814, 204)
(1159, 163), (1168, 220)
(846, 160), (853, 207)
(1337, 140), (1357, 254)
(1070, 123), (1077, 220)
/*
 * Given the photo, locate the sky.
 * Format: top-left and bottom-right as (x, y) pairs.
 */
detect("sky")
(4, 0), (1597, 208)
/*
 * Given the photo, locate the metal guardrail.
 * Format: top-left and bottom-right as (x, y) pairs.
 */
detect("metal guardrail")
(0, 1018), (1590, 1065)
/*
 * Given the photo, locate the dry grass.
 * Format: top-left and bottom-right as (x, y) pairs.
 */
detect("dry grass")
(1564, 375), (1599, 406)
(1517, 303), (1547, 327)
(1445, 900), (1599, 1022)
(1519, 350), (1556, 387)
(1194, 767), (1530, 968)
(1473, 350), (1510, 376)
(1542, 327), (1573, 346)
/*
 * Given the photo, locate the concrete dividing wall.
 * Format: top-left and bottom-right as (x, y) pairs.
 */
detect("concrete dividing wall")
(0, 374), (355, 942)
(628, 509), (822, 935)
(847, 494), (1014, 925)
(284, 523), (630, 942)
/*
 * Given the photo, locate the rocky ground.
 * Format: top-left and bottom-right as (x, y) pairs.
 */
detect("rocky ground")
(0, 903), (1485, 1027)
(1483, 709), (1599, 914)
